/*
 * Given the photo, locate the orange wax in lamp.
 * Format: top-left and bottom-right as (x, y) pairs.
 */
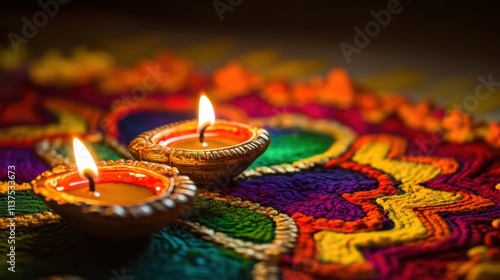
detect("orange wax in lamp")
(158, 95), (249, 149)
(69, 138), (158, 202)
(128, 93), (271, 188)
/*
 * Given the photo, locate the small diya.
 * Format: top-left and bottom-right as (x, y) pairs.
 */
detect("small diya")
(31, 138), (197, 239)
(128, 94), (270, 189)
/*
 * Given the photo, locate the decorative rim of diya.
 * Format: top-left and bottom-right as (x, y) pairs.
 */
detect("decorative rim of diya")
(31, 159), (197, 238)
(128, 119), (270, 187)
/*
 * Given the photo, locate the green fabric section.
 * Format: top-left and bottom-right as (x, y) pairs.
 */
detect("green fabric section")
(0, 224), (253, 280)
(185, 196), (275, 243)
(0, 190), (48, 217)
(56, 142), (123, 161)
(249, 129), (335, 169)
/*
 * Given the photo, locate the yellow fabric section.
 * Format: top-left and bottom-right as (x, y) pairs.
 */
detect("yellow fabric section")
(315, 142), (462, 265)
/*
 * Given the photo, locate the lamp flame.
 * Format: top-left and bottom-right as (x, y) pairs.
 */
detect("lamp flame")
(73, 138), (98, 177)
(197, 94), (215, 131)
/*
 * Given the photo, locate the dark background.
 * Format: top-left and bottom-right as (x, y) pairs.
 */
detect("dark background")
(1, 0), (499, 59)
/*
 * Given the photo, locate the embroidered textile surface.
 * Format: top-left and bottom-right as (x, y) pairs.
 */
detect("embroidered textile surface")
(0, 48), (499, 280)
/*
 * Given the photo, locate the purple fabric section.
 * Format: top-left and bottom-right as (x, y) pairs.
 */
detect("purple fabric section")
(0, 147), (49, 183)
(364, 208), (500, 279)
(222, 168), (379, 221)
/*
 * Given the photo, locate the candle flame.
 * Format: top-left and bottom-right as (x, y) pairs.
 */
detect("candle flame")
(198, 94), (215, 131)
(73, 138), (98, 177)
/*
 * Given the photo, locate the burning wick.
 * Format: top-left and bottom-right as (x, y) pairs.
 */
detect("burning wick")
(83, 171), (100, 197)
(73, 138), (100, 198)
(198, 123), (210, 147)
(197, 94), (214, 148)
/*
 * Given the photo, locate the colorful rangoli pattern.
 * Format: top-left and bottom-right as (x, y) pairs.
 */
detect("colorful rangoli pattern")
(0, 47), (499, 280)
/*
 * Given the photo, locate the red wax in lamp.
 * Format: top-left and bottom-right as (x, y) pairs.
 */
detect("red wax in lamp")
(57, 169), (170, 203)
(69, 138), (171, 204)
(156, 94), (251, 150)
(157, 124), (253, 150)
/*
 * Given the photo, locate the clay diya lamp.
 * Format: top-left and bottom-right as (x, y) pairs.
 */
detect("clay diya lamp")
(31, 138), (197, 239)
(128, 94), (270, 189)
